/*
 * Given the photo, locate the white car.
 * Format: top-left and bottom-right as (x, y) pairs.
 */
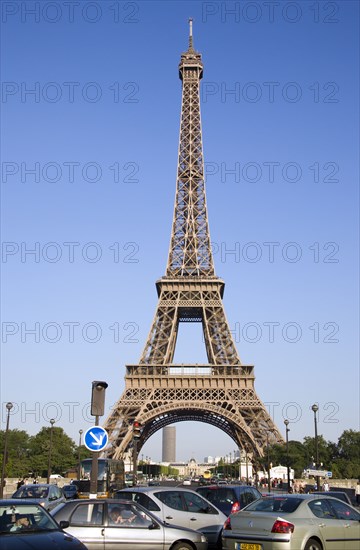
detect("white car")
(50, 474), (65, 483)
(116, 486), (226, 549)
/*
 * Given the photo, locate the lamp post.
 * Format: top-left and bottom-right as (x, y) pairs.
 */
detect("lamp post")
(0, 402), (13, 498)
(78, 429), (83, 480)
(245, 451), (249, 485)
(311, 404), (320, 491)
(266, 432), (271, 493)
(284, 419), (290, 492)
(46, 419), (55, 484)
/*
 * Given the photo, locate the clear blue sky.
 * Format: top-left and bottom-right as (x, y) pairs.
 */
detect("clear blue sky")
(1, 1), (359, 463)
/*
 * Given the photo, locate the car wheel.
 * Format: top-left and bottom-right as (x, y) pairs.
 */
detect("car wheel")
(171, 543), (194, 550)
(304, 539), (322, 550)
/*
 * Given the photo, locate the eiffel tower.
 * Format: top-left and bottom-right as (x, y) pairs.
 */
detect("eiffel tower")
(104, 20), (283, 462)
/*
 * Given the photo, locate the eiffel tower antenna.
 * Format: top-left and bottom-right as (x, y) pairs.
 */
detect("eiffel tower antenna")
(188, 17), (194, 50)
(104, 22), (283, 464)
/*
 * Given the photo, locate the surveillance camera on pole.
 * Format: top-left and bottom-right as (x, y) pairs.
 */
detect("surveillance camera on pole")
(89, 380), (108, 499)
(91, 381), (108, 418)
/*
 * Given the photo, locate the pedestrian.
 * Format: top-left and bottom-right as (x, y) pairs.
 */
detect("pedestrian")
(356, 481), (360, 505)
(17, 478), (25, 490)
(322, 481), (329, 492)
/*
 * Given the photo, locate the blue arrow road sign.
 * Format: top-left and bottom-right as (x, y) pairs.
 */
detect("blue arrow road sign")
(83, 426), (108, 452)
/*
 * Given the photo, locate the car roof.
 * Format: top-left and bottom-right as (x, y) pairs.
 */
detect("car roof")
(118, 486), (199, 494)
(59, 498), (135, 504)
(256, 494), (351, 502)
(197, 484), (255, 490)
(312, 491), (351, 501)
(20, 483), (52, 488)
(0, 499), (46, 506)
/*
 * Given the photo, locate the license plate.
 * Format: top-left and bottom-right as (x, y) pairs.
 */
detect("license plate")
(235, 544), (262, 550)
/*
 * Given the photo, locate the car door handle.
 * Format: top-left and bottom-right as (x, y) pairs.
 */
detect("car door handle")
(165, 516), (173, 520)
(101, 528), (105, 536)
(318, 523), (326, 528)
(190, 518), (197, 521)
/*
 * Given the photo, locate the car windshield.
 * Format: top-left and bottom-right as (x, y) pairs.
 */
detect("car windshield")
(14, 486), (49, 499)
(0, 504), (59, 534)
(244, 497), (302, 513)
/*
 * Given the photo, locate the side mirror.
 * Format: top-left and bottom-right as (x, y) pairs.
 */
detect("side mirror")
(59, 520), (70, 529)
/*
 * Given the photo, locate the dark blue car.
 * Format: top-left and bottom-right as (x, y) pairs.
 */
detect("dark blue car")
(0, 500), (87, 550)
(196, 484), (261, 515)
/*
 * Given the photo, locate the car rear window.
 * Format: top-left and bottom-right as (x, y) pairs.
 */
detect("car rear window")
(244, 497), (302, 513)
(198, 487), (236, 506)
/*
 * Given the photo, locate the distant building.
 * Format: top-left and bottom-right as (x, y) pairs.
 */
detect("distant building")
(203, 456), (222, 464)
(162, 426), (176, 462)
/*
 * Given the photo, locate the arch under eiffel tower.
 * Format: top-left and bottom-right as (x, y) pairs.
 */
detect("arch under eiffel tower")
(104, 21), (283, 463)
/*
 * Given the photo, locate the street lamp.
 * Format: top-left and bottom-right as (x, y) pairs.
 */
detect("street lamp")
(78, 429), (83, 480)
(245, 451), (249, 485)
(284, 419), (290, 492)
(311, 404), (320, 490)
(46, 419), (55, 484)
(266, 432), (271, 493)
(0, 402), (13, 498)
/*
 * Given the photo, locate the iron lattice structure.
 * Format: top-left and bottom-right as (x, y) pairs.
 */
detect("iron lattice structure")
(104, 22), (283, 461)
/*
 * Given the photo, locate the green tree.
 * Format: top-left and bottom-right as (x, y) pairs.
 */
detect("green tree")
(28, 426), (77, 477)
(337, 430), (360, 461)
(302, 435), (332, 469)
(287, 441), (308, 478)
(333, 430), (360, 479)
(0, 429), (31, 477)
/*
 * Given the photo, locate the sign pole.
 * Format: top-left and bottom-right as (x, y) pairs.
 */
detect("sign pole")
(89, 415), (99, 499)
(132, 439), (138, 487)
(88, 380), (108, 499)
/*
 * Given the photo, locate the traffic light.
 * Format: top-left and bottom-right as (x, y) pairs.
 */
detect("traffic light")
(91, 380), (108, 417)
(133, 421), (142, 440)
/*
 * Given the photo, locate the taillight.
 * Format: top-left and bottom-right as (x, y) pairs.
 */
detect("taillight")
(271, 520), (294, 534)
(223, 517), (232, 530)
(231, 501), (240, 513)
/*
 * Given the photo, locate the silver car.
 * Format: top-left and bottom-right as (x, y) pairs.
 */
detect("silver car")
(51, 498), (208, 550)
(11, 483), (65, 511)
(115, 486), (227, 548)
(222, 494), (360, 550)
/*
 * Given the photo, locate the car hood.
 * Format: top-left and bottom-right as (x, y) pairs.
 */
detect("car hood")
(0, 531), (86, 549)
